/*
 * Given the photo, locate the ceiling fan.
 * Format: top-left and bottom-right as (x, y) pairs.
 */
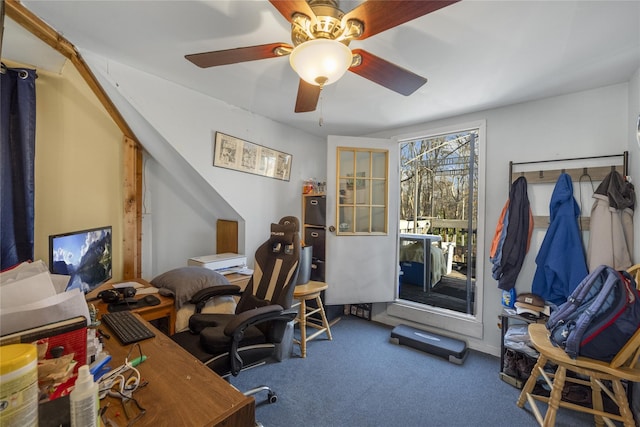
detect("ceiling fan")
(185, 0), (460, 113)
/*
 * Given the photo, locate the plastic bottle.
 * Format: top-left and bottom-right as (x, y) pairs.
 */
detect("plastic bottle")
(69, 365), (99, 427)
(0, 344), (38, 427)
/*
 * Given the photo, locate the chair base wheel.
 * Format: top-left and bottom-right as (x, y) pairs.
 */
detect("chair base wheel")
(244, 385), (278, 404)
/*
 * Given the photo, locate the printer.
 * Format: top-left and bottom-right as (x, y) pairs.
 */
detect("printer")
(188, 253), (247, 274)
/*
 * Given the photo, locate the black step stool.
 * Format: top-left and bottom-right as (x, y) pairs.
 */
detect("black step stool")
(390, 324), (469, 365)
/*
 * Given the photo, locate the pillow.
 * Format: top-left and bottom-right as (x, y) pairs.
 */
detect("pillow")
(150, 266), (230, 310)
(174, 297), (236, 333)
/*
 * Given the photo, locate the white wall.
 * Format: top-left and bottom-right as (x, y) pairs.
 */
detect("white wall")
(82, 52), (326, 278)
(370, 82), (633, 355)
(143, 155), (223, 275)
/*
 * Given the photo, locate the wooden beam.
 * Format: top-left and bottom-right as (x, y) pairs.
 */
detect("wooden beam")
(123, 136), (142, 278)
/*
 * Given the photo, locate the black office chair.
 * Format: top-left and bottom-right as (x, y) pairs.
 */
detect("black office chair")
(171, 216), (300, 403)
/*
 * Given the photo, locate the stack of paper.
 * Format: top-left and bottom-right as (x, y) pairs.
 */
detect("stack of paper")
(0, 260), (90, 336)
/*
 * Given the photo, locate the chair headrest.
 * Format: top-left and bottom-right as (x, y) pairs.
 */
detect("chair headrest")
(278, 216), (299, 231)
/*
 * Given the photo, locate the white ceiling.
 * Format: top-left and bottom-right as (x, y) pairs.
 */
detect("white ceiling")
(3, 0), (640, 138)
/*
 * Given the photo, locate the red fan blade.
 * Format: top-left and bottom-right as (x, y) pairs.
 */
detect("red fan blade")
(343, 0), (460, 40)
(349, 49), (427, 96)
(185, 43), (291, 68)
(269, 0), (317, 23)
(295, 79), (322, 113)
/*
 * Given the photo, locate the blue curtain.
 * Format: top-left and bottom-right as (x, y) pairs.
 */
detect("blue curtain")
(1, 65), (37, 270)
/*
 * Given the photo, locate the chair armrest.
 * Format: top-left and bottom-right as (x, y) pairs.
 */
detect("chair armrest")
(190, 285), (242, 312)
(223, 305), (283, 336)
(279, 308), (298, 322)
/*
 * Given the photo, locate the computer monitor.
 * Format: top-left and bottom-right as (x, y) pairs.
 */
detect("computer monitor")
(49, 225), (112, 293)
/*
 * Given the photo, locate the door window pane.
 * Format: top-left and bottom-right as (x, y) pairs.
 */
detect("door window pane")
(355, 207), (370, 232)
(339, 150), (354, 177)
(371, 207), (386, 232)
(356, 181), (370, 205)
(372, 152), (386, 178)
(372, 180), (385, 205)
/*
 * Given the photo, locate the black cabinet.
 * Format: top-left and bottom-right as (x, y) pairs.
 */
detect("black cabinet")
(302, 194), (326, 282)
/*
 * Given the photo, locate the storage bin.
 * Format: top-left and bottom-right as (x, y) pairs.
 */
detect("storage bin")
(304, 228), (326, 259)
(304, 196), (326, 226)
(310, 258), (325, 282)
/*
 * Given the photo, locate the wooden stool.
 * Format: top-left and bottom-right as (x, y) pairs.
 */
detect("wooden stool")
(293, 281), (332, 358)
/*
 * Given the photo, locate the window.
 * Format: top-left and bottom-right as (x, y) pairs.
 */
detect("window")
(398, 129), (479, 316)
(337, 148), (388, 235)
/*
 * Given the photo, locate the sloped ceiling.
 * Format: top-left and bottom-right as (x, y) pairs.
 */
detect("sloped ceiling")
(3, 0), (640, 138)
(2, 15), (66, 73)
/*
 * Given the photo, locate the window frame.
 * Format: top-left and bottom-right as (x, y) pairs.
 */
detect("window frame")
(384, 120), (487, 339)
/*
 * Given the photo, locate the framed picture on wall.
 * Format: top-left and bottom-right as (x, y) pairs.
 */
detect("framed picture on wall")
(213, 132), (292, 181)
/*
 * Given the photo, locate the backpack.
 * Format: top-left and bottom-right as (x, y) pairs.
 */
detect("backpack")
(546, 264), (640, 361)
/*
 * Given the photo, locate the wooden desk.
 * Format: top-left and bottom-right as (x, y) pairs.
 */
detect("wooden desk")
(225, 273), (251, 291)
(99, 315), (255, 426)
(87, 279), (176, 335)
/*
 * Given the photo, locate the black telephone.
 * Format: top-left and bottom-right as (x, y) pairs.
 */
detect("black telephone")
(97, 286), (136, 303)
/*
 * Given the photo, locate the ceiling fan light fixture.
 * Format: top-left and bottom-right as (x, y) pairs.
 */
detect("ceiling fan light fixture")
(289, 39), (352, 87)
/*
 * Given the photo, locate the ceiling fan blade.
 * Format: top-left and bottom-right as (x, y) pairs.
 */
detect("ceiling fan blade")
(185, 43), (291, 68)
(269, 0), (317, 23)
(295, 79), (321, 113)
(343, 0), (461, 40)
(349, 49), (427, 96)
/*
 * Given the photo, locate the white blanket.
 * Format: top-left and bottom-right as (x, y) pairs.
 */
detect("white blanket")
(430, 245), (447, 286)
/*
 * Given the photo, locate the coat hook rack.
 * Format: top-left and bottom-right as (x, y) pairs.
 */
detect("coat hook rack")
(508, 152), (628, 191)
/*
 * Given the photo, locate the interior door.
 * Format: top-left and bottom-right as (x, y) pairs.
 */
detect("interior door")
(325, 135), (399, 305)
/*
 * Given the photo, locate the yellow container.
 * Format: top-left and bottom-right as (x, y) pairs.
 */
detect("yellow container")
(0, 344), (39, 427)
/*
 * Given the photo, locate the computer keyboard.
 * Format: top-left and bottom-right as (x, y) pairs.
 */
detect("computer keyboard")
(101, 310), (156, 345)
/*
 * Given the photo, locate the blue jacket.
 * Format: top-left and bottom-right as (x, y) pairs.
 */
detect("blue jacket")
(532, 173), (588, 305)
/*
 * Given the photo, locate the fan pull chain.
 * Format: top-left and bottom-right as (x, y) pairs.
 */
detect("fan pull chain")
(318, 91), (324, 127)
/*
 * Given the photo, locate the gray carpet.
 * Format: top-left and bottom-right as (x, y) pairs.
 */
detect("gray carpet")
(231, 316), (595, 427)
